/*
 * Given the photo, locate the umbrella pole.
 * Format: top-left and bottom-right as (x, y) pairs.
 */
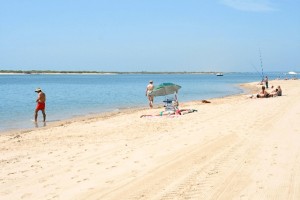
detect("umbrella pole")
(164, 87), (167, 102)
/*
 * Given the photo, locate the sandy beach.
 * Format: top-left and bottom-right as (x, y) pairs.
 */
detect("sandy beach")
(1, 80), (300, 200)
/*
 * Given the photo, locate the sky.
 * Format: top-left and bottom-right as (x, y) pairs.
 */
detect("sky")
(0, 0), (299, 72)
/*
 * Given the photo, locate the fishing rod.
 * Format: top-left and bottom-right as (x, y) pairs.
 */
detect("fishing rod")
(250, 62), (262, 77)
(250, 62), (265, 84)
(259, 48), (264, 81)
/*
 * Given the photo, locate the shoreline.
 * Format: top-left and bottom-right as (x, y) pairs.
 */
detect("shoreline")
(0, 105), (148, 136)
(0, 79), (290, 135)
(0, 81), (252, 136)
(0, 71), (221, 75)
(0, 72), (119, 75)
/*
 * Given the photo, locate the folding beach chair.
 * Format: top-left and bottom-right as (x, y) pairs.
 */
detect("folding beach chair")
(163, 93), (179, 111)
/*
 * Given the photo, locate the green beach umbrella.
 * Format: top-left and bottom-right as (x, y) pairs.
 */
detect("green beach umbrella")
(149, 83), (181, 97)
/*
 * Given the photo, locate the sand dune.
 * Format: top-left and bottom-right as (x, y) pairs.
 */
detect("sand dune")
(1, 80), (300, 200)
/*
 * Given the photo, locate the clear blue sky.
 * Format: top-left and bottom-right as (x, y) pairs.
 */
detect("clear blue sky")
(0, 0), (299, 72)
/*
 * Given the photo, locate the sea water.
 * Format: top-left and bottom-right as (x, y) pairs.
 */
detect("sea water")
(0, 73), (270, 132)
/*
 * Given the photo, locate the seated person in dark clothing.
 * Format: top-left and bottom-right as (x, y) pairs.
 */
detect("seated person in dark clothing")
(270, 85), (282, 97)
(277, 86), (282, 96)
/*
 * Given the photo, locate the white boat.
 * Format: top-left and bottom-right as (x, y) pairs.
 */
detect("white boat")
(216, 73), (223, 76)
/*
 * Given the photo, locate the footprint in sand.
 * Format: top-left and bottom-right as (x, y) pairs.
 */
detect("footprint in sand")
(76, 178), (88, 183)
(105, 180), (114, 184)
(21, 193), (32, 199)
(45, 193), (59, 199)
(43, 184), (51, 188)
(39, 178), (47, 183)
(2, 189), (12, 195)
(71, 175), (79, 180)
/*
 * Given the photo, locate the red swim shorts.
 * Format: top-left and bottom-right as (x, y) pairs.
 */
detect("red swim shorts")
(36, 102), (45, 110)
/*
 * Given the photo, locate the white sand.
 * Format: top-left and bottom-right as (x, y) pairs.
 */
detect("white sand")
(1, 80), (300, 200)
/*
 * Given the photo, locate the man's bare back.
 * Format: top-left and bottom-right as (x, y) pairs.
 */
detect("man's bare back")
(147, 83), (154, 93)
(37, 92), (46, 103)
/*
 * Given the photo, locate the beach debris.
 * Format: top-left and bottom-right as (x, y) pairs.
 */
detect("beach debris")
(9, 134), (21, 140)
(140, 109), (197, 118)
(202, 100), (211, 103)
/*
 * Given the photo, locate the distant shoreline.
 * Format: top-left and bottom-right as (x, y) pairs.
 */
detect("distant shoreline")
(0, 70), (292, 75)
(0, 70), (222, 75)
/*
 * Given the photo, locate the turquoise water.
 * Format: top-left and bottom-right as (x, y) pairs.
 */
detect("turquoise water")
(0, 73), (269, 132)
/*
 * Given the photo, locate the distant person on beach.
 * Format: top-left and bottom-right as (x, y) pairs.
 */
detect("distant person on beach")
(146, 80), (154, 108)
(257, 85), (270, 98)
(264, 76), (269, 88)
(34, 88), (46, 122)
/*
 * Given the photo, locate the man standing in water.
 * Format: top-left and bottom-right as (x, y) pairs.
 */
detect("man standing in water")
(145, 80), (154, 108)
(34, 88), (46, 122)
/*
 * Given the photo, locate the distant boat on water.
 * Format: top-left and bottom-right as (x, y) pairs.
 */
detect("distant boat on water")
(216, 73), (223, 76)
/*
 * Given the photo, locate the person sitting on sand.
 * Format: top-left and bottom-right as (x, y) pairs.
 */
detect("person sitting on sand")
(256, 86), (270, 98)
(269, 85), (282, 97)
(270, 89), (278, 97)
(276, 86), (282, 96)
